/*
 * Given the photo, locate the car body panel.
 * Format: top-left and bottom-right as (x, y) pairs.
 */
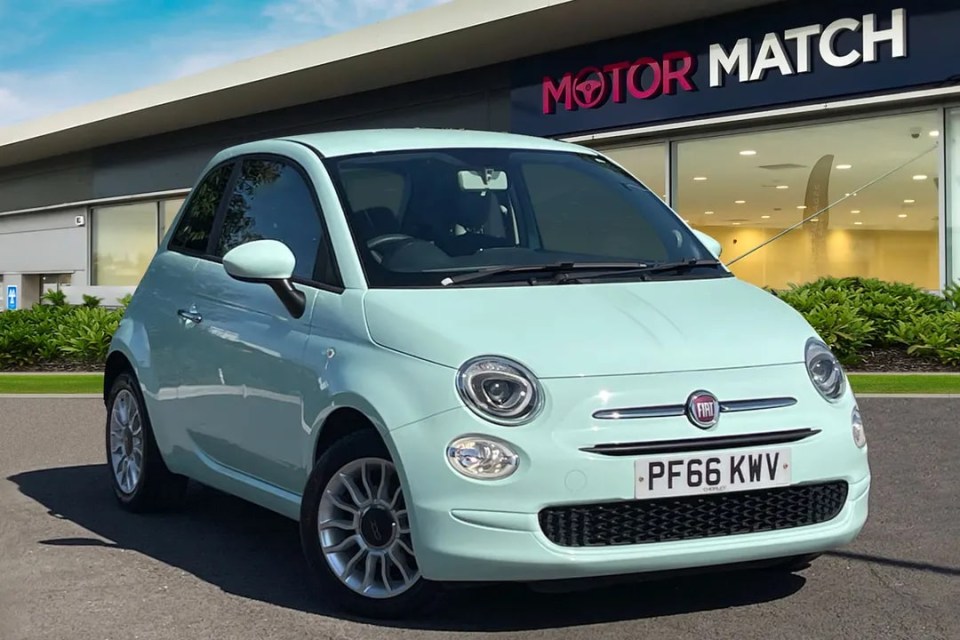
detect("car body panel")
(363, 277), (815, 377)
(175, 258), (319, 494)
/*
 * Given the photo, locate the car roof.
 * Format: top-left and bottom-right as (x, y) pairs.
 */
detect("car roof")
(279, 128), (593, 158)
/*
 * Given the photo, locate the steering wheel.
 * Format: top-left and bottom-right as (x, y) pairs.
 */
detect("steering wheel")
(367, 233), (417, 263)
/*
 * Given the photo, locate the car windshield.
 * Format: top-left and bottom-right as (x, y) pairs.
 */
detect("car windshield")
(323, 147), (727, 288)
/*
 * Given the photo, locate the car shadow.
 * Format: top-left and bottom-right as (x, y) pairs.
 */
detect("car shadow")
(9, 464), (806, 631)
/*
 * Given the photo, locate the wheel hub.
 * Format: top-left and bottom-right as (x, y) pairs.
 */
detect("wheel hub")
(359, 506), (397, 549)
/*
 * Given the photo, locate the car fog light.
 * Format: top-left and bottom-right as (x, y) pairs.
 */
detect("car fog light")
(851, 406), (866, 448)
(446, 436), (519, 480)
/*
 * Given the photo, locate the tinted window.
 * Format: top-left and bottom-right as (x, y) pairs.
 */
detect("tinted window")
(522, 161), (669, 261)
(170, 163), (234, 253)
(340, 167), (406, 216)
(324, 148), (718, 288)
(215, 159), (326, 282)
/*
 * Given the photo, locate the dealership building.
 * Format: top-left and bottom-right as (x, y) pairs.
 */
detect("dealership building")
(1, 0), (959, 309)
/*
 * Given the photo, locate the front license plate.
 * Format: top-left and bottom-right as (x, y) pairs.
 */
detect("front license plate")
(634, 447), (792, 499)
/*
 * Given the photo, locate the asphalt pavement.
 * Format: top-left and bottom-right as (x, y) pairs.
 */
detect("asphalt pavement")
(1, 396), (957, 640)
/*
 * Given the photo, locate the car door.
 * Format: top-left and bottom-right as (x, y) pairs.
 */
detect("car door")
(152, 160), (237, 453)
(183, 151), (343, 495)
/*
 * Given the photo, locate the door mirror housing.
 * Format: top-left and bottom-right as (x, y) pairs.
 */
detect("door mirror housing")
(691, 229), (723, 259)
(222, 239), (306, 318)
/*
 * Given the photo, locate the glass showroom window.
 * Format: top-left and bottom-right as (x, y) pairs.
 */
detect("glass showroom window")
(947, 108), (960, 288)
(160, 197), (186, 241)
(674, 111), (941, 291)
(91, 202), (159, 285)
(594, 142), (667, 200)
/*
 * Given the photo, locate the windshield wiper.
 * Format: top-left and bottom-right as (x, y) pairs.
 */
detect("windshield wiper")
(573, 258), (726, 282)
(440, 261), (650, 286)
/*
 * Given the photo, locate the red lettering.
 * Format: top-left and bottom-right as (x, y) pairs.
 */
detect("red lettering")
(628, 57), (662, 100)
(662, 50), (696, 94)
(542, 73), (573, 114)
(602, 61), (631, 103)
(542, 50), (698, 115)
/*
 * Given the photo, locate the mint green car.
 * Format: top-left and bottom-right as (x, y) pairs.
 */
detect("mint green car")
(104, 129), (870, 619)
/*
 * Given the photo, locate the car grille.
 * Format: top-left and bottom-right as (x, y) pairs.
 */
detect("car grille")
(538, 481), (848, 547)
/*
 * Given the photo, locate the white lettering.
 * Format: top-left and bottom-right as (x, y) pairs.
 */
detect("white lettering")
(708, 9), (908, 88)
(750, 32), (794, 81)
(821, 17), (862, 67)
(709, 38), (751, 87)
(862, 8), (906, 62)
(784, 24), (822, 73)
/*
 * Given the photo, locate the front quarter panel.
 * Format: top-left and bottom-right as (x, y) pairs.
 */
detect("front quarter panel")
(301, 289), (462, 473)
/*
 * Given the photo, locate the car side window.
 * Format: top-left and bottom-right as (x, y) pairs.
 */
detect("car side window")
(169, 163), (235, 253)
(215, 158), (332, 283)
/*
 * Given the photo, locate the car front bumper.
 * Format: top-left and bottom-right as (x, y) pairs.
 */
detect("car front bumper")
(388, 363), (871, 583)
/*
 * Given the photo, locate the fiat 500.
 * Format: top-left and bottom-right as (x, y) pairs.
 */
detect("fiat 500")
(104, 128), (870, 618)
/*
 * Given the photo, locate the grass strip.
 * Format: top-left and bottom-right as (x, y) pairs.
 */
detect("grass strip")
(847, 373), (960, 395)
(0, 374), (103, 395)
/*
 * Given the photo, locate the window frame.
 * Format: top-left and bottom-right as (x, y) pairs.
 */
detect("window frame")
(167, 159), (240, 259)
(168, 153), (345, 295)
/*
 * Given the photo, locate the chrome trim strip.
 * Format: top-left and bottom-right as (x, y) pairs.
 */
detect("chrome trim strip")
(592, 405), (685, 420)
(592, 397), (796, 420)
(720, 397), (798, 413)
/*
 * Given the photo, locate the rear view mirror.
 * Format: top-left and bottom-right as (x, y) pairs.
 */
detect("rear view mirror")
(222, 239), (306, 318)
(459, 169), (508, 191)
(691, 229), (723, 259)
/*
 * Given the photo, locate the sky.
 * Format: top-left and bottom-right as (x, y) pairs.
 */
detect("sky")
(0, 0), (450, 128)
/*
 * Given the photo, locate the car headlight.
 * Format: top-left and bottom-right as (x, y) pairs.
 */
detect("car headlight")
(456, 356), (543, 425)
(805, 338), (846, 401)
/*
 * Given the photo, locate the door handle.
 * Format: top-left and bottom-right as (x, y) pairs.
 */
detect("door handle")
(177, 306), (202, 324)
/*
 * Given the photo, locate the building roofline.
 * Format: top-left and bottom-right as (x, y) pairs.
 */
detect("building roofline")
(0, 0), (783, 169)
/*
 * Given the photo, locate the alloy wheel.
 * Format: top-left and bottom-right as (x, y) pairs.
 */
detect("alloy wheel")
(317, 458), (420, 599)
(108, 388), (145, 495)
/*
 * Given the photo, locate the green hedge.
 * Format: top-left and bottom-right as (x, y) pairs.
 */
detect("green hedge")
(0, 293), (129, 371)
(1, 279), (959, 371)
(770, 276), (960, 366)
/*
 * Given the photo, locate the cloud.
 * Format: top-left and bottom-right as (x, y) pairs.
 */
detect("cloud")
(0, 0), (453, 129)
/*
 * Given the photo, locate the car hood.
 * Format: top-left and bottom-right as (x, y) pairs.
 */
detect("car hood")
(362, 277), (815, 378)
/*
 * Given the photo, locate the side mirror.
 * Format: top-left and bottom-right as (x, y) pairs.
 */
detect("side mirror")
(222, 239), (306, 318)
(691, 229), (723, 259)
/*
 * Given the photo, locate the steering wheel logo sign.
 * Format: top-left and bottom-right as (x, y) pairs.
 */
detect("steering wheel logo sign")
(573, 67), (608, 109)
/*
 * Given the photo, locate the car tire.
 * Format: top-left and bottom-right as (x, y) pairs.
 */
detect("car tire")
(105, 371), (188, 512)
(299, 429), (441, 620)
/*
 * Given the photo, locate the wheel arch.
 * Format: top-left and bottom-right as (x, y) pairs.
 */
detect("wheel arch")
(103, 350), (134, 403)
(313, 405), (385, 464)
(308, 399), (418, 508)
(104, 316), (158, 402)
